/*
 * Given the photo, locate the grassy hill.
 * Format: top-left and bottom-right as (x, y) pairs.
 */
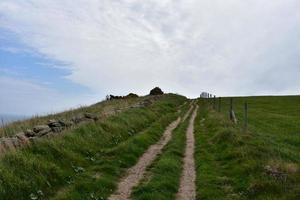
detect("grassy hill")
(0, 94), (299, 199)
(196, 96), (300, 199)
(0, 96), (149, 137)
(0, 94), (187, 199)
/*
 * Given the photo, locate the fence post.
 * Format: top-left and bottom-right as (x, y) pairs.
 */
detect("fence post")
(244, 101), (248, 131)
(218, 97), (221, 112)
(229, 98), (233, 119)
(229, 98), (237, 124)
(213, 95), (216, 110)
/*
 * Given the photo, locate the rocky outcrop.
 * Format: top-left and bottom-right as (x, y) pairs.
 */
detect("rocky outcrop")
(149, 87), (164, 95)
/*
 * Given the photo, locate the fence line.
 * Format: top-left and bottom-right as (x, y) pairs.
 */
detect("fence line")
(200, 92), (248, 132)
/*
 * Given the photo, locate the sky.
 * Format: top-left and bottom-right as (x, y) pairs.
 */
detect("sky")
(0, 0), (300, 116)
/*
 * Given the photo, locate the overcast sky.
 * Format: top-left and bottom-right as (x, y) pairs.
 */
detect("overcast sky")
(0, 0), (300, 115)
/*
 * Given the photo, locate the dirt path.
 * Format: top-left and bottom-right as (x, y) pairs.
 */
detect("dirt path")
(108, 107), (192, 200)
(182, 101), (194, 122)
(176, 105), (198, 200)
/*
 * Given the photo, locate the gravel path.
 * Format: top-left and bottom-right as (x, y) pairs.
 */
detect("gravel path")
(108, 107), (189, 200)
(176, 105), (198, 200)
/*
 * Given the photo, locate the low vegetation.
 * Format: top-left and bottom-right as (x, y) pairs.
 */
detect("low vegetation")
(0, 95), (146, 137)
(195, 98), (299, 199)
(1, 93), (299, 200)
(0, 94), (186, 200)
(132, 102), (191, 200)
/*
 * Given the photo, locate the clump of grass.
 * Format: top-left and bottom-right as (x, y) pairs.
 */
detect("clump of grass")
(0, 94), (186, 200)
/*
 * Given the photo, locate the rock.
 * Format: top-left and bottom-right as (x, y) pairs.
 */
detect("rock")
(0, 139), (6, 153)
(33, 125), (50, 132)
(33, 125), (52, 137)
(11, 137), (21, 148)
(51, 127), (64, 133)
(28, 137), (38, 143)
(48, 120), (62, 128)
(24, 129), (35, 137)
(53, 119), (73, 128)
(149, 87), (164, 95)
(71, 115), (86, 124)
(1, 138), (15, 151)
(47, 120), (65, 132)
(60, 120), (74, 128)
(16, 132), (30, 145)
(84, 113), (99, 121)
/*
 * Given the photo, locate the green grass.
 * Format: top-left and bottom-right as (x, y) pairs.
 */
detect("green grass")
(218, 96), (300, 155)
(1, 94), (299, 200)
(131, 103), (191, 200)
(195, 97), (300, 200)
(0, 94), (186, 200)
(0, 96), (146, 137)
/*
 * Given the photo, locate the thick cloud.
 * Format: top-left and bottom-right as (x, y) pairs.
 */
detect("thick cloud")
(0, 0), (299, 98)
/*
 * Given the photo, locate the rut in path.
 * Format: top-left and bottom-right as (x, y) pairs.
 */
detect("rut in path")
(176, 105), (198, 200)
(108, 105), (192, 200)
(182, 101), (194, 122)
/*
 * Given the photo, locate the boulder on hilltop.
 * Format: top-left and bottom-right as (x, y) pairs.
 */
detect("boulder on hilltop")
(150, 87), (164, 95)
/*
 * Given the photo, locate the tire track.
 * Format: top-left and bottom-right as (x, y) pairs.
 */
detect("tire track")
(108, 106), (192, 200)
(176, 105), (198, 200)
(182, 101), (195, 122)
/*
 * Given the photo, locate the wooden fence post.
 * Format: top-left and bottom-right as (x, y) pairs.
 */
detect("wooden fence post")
(213, 96), (216, 110)
(244, 101), (248, 131)
(218, 97), (221, 112)
(229, 98), (233, 118)
(229, 98), (237, 124)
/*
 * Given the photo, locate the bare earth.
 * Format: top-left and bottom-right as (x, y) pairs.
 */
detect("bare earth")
(176, 105), (198, 200)
(108, 108), (187, 200)
(182, 102), (194, 122)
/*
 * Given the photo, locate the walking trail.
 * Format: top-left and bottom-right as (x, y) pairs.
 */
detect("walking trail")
(176, 105), (198, 200)
(108, 103), (193, 200)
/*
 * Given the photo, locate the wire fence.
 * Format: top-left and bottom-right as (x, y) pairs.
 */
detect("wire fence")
(200, 92), (249, 132)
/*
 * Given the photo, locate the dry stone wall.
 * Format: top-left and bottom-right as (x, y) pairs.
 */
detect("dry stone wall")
(0, 97), (158, 155)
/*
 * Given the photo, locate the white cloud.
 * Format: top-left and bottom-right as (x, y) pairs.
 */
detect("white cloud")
(0, 0), (300, 98)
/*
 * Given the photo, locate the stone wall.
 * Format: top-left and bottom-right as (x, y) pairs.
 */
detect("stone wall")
(0, 97), (157, 155)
